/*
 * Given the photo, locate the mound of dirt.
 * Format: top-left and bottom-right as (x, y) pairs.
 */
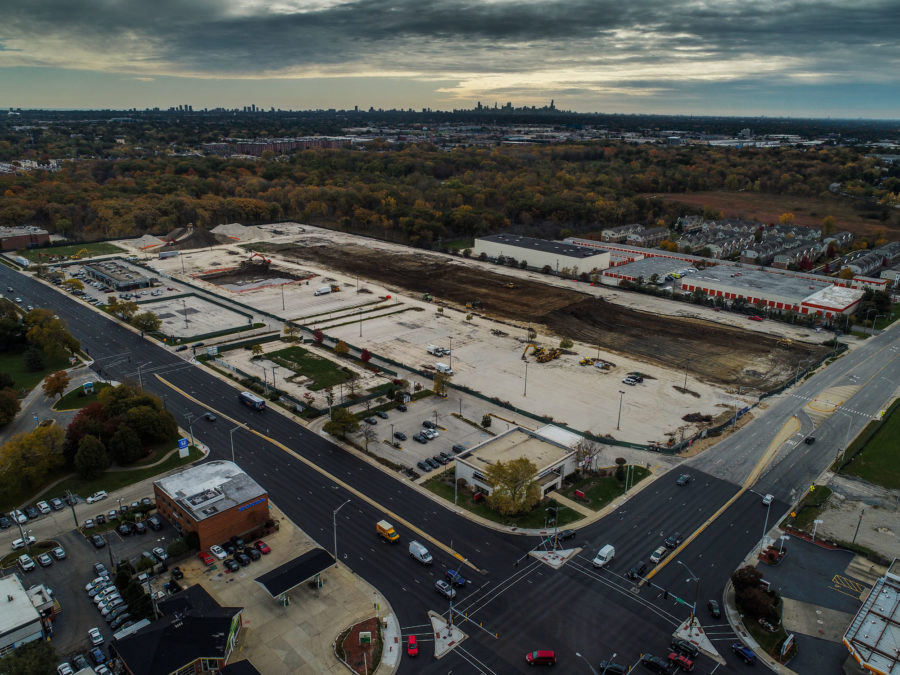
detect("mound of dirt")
(262, 241), (829, 389)
(160, 226), (230, 251)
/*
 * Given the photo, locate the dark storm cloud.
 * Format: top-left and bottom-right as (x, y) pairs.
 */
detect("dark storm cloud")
(2, 0), (898, 77)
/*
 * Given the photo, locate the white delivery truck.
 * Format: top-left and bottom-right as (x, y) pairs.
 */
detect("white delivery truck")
(314, 286), (332, 296)
(435, 362), (453, 375)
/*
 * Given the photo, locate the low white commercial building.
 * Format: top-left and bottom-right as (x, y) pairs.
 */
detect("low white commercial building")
(455, 426), (577, 497)
(474, 234), (610, 275)
(0, 576), (45, 657)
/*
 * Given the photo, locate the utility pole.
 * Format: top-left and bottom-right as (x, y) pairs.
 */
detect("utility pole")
(617, 390), (625, 430)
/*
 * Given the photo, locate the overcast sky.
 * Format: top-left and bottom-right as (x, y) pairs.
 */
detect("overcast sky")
(1, 0), (898, 118)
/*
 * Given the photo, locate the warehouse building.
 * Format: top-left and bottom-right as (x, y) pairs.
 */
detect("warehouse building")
(601, 257), (694, 286)
(677, 267), (863, 318)
(154, 460), (269, 550)
(83, 259), (152, 292)
(454, 427), (577, 498)
(474, 234), (610, 274)
(0, 226), (50, 251)
(842, 558), (900, 675)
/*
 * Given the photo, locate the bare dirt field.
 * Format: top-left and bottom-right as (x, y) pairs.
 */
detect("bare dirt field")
(651, 191), (900, 239)
(261, 241), (828, 390)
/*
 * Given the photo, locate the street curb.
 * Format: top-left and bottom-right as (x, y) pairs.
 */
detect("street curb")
(723, 580), (799, 674)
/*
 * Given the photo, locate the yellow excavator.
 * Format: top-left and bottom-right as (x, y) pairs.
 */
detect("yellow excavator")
(70, 248), (89, 260)
(537, 348), (561, 363)
(522, 343), (543, 359)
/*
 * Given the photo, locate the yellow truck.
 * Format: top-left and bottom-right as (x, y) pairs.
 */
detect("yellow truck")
(376, 520), (399, 543)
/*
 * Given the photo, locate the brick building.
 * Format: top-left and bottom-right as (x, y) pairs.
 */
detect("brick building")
(153, 461), (269, 550)
(0, 226), (50, 251)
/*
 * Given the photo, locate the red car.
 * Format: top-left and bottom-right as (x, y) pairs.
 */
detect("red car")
(407, 635), (418, 657)
(668, 652), (694, 672)
(254, 540), (271, 554)
(197, 551), (214, 566)
(526, 650), (557, 666)
(748, 315), (764, 321)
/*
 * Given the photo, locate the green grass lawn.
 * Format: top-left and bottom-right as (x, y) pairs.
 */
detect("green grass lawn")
(841, 404), (900, 489)
(268, 345), (354, 390)
(559, 467), (651, 511)
(34, 445), (203, 504)
(424, 476), (584, 528)
(18, 242), (125, 262)
(53, 381), (111, 410)
(0, 350), (75, 393)
(782, 485), (833, 531)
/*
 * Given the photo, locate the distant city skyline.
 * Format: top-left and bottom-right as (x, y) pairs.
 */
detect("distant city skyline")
(1, 0), (898, 119)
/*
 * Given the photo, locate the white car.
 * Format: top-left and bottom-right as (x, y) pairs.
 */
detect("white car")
(36, 500), (52, 514)
(87, 491), (108, 504)
(13, 509), (27, 524)
(85, 576), (110, 593)
(762, 493), (775, 506)
(18, 554), (36, 571)
(100, 598), (124, 616)
(57, 664), (74, 675)
(88, 627), (104, 646)
(11, 536), (36, 550)
(209, 545), (227, 560)
(94, 587), (119, 605)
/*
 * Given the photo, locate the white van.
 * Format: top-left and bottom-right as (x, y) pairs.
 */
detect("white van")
(592, 544), (615, 568)
(435, 362), (453, 375)
(409, 540), (433, 565)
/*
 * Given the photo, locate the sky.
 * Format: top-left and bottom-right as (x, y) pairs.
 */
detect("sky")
(1, 0), (898, 118)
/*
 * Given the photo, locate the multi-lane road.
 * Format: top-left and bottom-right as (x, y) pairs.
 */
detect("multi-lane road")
(3, 266), (897, 673)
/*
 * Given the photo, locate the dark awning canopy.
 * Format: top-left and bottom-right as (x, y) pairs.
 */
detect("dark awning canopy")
(254, 548), (334, 597)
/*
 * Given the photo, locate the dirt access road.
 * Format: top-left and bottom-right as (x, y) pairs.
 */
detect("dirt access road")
(261, 241), (828, 390)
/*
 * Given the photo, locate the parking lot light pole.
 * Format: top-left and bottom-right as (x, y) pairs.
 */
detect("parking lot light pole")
(448, 337), (452, 370)
(760, 496), (773, 553)
(183, 413), (195, 447)
(229, 425), (241, 463)
(616, 390), (625, 430)
(812, 518), (823, 542)
(523, 360), (528, 397)
(575, 652), (600, 675)
(332, 499), (351, 567)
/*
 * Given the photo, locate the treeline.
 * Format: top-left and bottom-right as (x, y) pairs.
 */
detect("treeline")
(0, 143), (893, 245)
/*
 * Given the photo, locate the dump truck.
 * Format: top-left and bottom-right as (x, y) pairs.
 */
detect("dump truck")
(376, 520), (399, 543)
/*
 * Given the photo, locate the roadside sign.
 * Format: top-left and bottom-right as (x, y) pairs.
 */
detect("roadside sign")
(178, 438), (189, 449)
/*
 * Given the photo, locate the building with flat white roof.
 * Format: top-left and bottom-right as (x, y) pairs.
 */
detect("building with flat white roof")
(154, 460), (269, 550)
(0, 576), (44, 657)
(455, 427), (577, 497)
(843, 558), (900, 675)
(474, 234), (610, 274)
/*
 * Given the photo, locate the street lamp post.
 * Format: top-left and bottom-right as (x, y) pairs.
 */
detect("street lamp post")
(812, 518), (823, 542)
(779, 534), (790, 553)
(229, 425), (241, 463)
(281, 284), (285, 311)
(616, 390), (625, 430)
(575, 652), (601, 675)
(676, 560), (701, 626)
(183, 413), (195, 447)
(332, 499), (351, 567)
(523, 360), (528, 397)
(760, 496), (773, 553)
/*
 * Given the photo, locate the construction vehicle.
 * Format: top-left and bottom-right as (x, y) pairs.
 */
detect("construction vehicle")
(70, 248), (89, 260)
(776, 338), (793, 348)
(423, 293), (433, 302)
(537, 348), (561, 363)
(522, 343), (543, 359)
(501, 282), (517, 289)
(376, 520), (399, 543)
(465, 298), (483, 309)
(579, 357), (597, 366)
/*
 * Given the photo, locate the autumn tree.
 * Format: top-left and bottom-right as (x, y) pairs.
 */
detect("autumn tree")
(42, 370), (70, 400)
(313, 329), (324, 344)
(74, 434), (108, 479)
(484, 457), (541, 515)
(24, 311), (79, 359)
(360, 348), (372, 363)
(131, 311), (162, 333)
(0, 425), (65, 489)
(433, 371), (450, 396)
(283, 322), (299, 342)
(114, 300), (140, 321)
(334, 340), (349, 356)
(778, 212), (795, 225)
(822, 215), (836, 235)
(250, 344), (263, 358)
(0, 387), (20, 426)
(322, 407), (359, 439)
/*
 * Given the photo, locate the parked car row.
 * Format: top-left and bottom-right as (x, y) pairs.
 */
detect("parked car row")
(199, 538), (270, 569)
(2, 496), (69, 529)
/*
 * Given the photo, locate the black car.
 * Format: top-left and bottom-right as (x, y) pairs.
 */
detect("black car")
(96, 513), (107, 525)
(664, 532), (683, 549)
(422, 419), (436, 429)
(597, 661), (627, 675)
(424, 457), (440, 470)
(676, 473), (693, 486)
(24, 506), (39, 519)
(146, 515), (162, 531)
(204, 411), (217, 421)
(396, 404), (407, 412)
(804, 436), (816, 445)
(110, 613), (132, 630)
(707, 599), (721, 618)
(439, 451), (453, 461)
(364, 417), (377, 425)
(73, 654), (91, 671)
(175, 345), (189, 351)
(671, 637), (699, 659)
(433, 454), (448, 465)
(133, 521), (147, 534)
(393, 431), (407, 441)
(413, 434), (428, 444)
(556, 529), (577, 541)
(626, 561), (648, 580)
(230, 536), (246, 548)
(171, 566), (184, 580)
(117, 523), (133, 536)
(375, 410), (389, 419)
(451, 444), (466, 454)
(243, 547), (261, 561)
(416, 460), (431, 472)
(140, 497), (152, 507)
(90, 534), (106, 549)
(0, 515), (10, 529)
(223, 559), (240, 573)
(222, 541), (237, 555)
(639, 654), (670, 674)
(235, 552), (252, 566)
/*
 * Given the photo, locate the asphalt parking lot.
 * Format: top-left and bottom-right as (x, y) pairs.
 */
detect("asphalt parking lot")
(7, 503), (182, 666)
(353, 395), (496, 474)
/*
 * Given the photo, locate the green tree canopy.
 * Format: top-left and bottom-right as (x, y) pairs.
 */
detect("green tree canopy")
(484, 457), (541, 515)
(0, 639), (59, 675)
(0, 387), (20, 426)
(131, 311), (162, 333)
(108, 425), (143, 464)
(74, 433), (108, 479)
(323, 407), (359, 439)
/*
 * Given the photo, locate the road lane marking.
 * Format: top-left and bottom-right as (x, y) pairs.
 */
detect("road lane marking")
(157, 374), (480, 572)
